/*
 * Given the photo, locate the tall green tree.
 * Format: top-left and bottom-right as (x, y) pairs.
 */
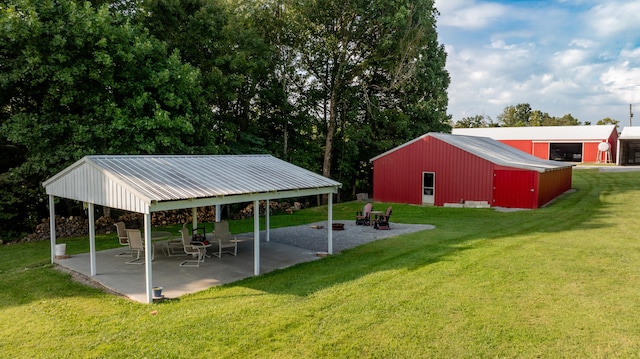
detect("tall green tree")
(287, 0), (450, 185)
(141, 0), (275, 154)
(497, 103), (532, 127)
(529, 110), (553, 126)
(454, 115), (494, 128)
(0, 0), (211, 233)
(551, 113), (580, 126)
(597, 117), (620, 127)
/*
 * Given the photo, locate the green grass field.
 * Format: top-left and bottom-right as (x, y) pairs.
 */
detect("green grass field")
(1, 169), (640, 358)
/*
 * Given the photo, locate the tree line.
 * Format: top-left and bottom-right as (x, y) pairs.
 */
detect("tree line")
(0, 0), (451, 238)
(454, 103), (620, 128)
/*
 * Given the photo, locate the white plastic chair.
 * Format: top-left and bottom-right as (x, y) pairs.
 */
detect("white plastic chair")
(211, 221), (238, 258)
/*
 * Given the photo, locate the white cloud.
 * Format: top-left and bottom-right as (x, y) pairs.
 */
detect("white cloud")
(620, 48), (640, 60)
(438, 0), (640, 126)
(600, 62), (640, 104)
(434, 0), (472, 13)
(569, 38), (597, 49)
(436, 1), (508, 29)
(552, 49), (589, 69)
(586, 1), (640, 38)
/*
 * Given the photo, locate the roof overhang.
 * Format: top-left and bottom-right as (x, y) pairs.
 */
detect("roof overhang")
(43, 155), (342, 214)
(149, 187), (339, 212)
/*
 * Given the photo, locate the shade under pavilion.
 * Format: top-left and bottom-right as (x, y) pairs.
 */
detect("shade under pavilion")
(43, 155), (342, 303)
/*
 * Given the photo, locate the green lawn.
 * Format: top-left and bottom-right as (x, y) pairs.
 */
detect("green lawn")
(2, 169), (640, 358)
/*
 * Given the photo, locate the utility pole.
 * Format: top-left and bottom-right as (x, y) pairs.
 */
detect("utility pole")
(631, 104), (634, 127)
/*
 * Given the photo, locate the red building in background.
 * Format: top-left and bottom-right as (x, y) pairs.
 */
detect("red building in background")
(452, 125), (618, 164)
(370, 133), (573, 209)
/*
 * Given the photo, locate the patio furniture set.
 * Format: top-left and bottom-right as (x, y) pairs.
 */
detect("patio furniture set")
(114, 221), (238, 267)
(355, 204), (392, 230)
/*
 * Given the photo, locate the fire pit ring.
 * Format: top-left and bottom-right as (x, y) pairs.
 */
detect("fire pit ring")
(332, 223), (345, 231)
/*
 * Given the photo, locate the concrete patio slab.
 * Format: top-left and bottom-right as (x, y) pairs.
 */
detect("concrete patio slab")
(53, 220), (435, 303)
(54, 237), (320, 303)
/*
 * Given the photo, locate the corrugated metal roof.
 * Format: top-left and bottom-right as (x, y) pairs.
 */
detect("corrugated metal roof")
(452, 125), (617, 140)
(371, 132), (572, 173)
(619, 126), (640, 139)
(43, 155), (342, 212)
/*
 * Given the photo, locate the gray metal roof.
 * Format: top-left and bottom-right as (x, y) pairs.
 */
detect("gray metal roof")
(371, 132), (573, 173)
(452, 125), (617, 141)
(43, 155), (342, 213)
(619, 126), (640, 140)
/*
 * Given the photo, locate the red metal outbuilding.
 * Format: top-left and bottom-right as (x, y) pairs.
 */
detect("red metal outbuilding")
(453, 125), (619, 164)
(370, 133), (573, 209)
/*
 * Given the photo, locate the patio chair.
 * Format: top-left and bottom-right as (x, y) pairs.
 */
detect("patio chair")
(114, 222), (133, 256)
(125, 229), (153, 264)
(356, 203), (373, 225)
(178, 228), (207, 267)
(211, 220), (238, 258)
(164, 234), (185, 257)
(374, 206), (392, 230)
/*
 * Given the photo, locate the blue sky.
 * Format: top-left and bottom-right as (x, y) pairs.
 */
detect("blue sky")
(434, 0), (640, 128)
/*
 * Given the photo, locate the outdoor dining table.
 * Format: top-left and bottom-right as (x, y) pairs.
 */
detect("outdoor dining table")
(369, 211), (383, 225)
(142, 231), (173, 258)
(151, 231), (172, 241)
(151, 231), (173, 255)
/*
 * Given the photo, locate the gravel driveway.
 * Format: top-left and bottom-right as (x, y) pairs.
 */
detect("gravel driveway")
(242, 220), (435, 254)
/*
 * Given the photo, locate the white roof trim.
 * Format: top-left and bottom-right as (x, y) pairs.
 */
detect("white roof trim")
(452, 125), (617, 141)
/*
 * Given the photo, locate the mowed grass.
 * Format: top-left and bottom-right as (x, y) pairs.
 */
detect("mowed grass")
(2, 169), (640, 358)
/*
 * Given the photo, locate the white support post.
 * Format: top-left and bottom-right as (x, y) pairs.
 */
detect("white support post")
(254, 199), (260, 275)
(265, 199), (270, 242)
(49, 195), (56, 263)
(144, 212), (153, 304)
(328, 194), (333, 255)
(88, 203), (96, 276)
(215, 204), (221, 222)
(192, 207), (198, 229)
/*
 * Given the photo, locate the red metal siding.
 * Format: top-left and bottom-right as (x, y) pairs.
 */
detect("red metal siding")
(608, 131), (618, 163)
(372, 137), (494, 205)
(492, 169), (537, 208)
(583, 142), (599, 162)
(532, 142), (549, 160)
(537, 168), (572, 206)
(372, 149), (420, 204)
(500, 140), (532, 153)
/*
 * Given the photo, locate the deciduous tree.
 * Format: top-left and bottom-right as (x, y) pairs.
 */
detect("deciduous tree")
(497, 103), (532, 127)
(0, 0), (211, 232)
(454, 115), (494, 128)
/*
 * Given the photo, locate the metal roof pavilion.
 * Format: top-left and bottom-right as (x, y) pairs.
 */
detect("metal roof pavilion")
(44, 155), (342, 213)
(43, 155), (342, 303)
(371, 132), (573, 173)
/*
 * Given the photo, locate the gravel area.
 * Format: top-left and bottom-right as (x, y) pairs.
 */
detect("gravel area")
(242, 220), (435, 254)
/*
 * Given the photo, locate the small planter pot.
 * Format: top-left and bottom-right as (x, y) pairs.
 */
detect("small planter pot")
(153, 286), (163, 298)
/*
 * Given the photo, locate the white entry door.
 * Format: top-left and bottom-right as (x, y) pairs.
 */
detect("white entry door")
(422, 172), (435, 205)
